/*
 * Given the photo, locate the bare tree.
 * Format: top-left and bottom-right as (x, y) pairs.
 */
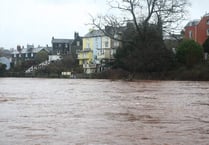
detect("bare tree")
(89, 0), (190, 79)
(90, 0), (190, 38)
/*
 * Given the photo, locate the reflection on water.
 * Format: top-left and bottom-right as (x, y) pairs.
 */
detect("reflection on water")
(0, 78), (209, 145)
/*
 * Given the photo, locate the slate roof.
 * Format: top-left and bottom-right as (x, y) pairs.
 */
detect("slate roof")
(204, 13), (209, 17)
(11, 47), (52, 54)
(84, 27), (125, 38)
(52, 38), (73, 44)
(185, 19), (200, 27)
(84, 30), (104, 38)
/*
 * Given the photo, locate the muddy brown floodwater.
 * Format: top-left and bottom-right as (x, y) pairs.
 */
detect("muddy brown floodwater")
(0, 78), (209, 145)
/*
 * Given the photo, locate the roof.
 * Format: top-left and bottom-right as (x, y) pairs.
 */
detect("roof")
(84, 26), (125, 38)
(33, 47), (51, 53)
(52, 38), (73, 44)
(185, 19), (200, 27)
(84, 30), (104, 38)
(203, 13), (209, 17)
(163, 34), (183, 40)
(11, 47), (52, 54)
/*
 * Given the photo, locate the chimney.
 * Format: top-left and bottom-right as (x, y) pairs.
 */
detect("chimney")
(74, 32), (79, 39)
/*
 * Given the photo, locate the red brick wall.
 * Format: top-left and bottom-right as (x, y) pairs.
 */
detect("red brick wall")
(197, 16), (209, 45)
(184, 15), (209, 45)
(185, 26), (197, 41)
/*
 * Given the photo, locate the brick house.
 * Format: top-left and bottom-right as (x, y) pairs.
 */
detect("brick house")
(184, 13), (209, 45)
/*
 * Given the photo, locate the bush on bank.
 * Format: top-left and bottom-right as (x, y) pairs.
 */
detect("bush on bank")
(176, 40), (204, 68)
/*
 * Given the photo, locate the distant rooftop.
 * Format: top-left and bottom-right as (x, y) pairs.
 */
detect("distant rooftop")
(51, 37), (73, 44)
(12, 46), (52, 54)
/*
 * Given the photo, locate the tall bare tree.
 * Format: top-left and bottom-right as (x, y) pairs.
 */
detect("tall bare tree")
(90, 0), (190, 78)
(90, 0), (190, 38)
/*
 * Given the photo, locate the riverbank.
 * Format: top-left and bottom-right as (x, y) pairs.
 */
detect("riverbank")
(2, 64), (209, 81)
(93, 64), (209, 81)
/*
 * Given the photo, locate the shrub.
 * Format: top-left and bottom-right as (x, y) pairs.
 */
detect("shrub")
(203, 37), (209, 53)
(176, 39), (203, 67)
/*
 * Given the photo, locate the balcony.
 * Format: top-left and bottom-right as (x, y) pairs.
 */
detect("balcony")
(77, 51), (92, 60)
(78, 48), (92, 52)
(83, 63), (97, 74)
(77, 54), (89, 60)
(97, 51), (111, 60)
(83, 63), (97, 69)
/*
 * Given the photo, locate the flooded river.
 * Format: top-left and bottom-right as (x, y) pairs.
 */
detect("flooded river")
(0, 78), (209, 145)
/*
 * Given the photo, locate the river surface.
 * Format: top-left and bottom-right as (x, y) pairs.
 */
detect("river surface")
(0, 78), (209, 145)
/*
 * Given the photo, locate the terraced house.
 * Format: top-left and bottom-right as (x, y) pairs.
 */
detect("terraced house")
(51, 37), (73, 55)
(77, 28), (121, 74)
(11, 45), (52, 66)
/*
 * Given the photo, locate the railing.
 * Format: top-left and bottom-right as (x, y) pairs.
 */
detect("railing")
(77, 55), (89, 59)
(25, 60), (50, 73)
(83, 63), (96, 69)
(97, 51), (111, 59)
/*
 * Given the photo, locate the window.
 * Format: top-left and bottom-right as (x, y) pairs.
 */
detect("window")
(105, 41), (109, 48)
(189, 31), (192, 38)
(87, 43), (90, 48)
(111, 49), (116, 56)
(76, 41), (80, 46)
(207, 29), (209, 36)
(114, 34), (118, 39)
(25, 53), (28, 58)
(114, 41), (119, 47)
(31, 53), (34, 57)
(14, 54), (16, 58)
(207, 19), (209, 25)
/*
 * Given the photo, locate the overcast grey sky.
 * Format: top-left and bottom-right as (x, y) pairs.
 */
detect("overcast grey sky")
(0, 0), (209, 49)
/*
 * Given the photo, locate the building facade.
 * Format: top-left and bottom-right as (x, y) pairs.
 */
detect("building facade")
(77, 29), (121, 74)
(184, 13), (209, 45)
(51, 37), (73, 55)
(71, 32), (83, 60)
(11, 45), (52, 65)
